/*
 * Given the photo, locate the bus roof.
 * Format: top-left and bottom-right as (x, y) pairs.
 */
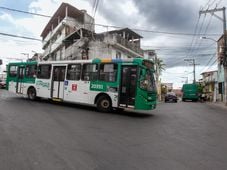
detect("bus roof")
(8, 61), (37, 65)
(8, 58), (154, 67)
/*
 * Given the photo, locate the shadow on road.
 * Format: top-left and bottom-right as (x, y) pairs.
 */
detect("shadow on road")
(11, 96), (154, 118)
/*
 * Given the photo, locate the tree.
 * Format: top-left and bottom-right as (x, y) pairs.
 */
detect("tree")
(154, 57), (165, 75)
(153, 56), (166, 101)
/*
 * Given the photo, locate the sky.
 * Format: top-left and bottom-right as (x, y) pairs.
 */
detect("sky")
(0, 0), (226, 88)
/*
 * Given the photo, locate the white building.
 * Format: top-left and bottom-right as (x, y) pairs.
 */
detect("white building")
(200, 70), (218, 102)
(41, 3), (143, 61)
(143, 49), (156, 60)
(41, 3), (95, 61)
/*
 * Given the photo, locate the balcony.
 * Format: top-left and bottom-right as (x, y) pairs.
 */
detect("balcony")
(104, 34), (144, 56)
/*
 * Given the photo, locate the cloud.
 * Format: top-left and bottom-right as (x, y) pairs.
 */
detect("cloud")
(132, 0), (198, 31)
(0, 12), (15, 23)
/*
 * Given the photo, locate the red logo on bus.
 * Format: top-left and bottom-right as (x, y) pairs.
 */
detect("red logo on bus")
(72, 84), (77, 91)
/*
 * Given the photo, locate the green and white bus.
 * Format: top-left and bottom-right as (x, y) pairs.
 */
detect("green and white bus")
(6, 58), (157, 112)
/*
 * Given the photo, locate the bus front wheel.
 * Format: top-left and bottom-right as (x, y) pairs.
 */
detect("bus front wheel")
(27, 87), (36, 100)
(97, 95), (112, 112)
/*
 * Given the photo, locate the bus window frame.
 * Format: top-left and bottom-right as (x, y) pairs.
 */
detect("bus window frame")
(66, 64), (81, 81)
(9, 65), (18, 77)
(81, 63), (98, 81)
(37, 64), (51, 79)
(25, 65), (37, 78)
(99, 63), (118, 82)
(139, 67), (156, 92)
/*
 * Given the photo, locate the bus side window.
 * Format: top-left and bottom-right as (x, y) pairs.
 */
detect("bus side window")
(99, 63), (117, 82)
(9, 65), (18, 77)
(82, 64), (98, 81)
(25, 65), (37, 78)
(18, 68), (24, 79)
(67, 64), (81, 80)
(37, 64), (51, 79)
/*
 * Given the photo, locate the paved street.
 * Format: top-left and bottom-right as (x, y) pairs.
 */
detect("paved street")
(1, 89), (227, 170)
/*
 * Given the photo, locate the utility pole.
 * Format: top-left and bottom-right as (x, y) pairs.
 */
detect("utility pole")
(199, 7), (227, 105)
(184, 59), (199, 84)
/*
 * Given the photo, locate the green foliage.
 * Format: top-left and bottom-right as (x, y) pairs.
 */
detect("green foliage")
(153, 57), (166, 75)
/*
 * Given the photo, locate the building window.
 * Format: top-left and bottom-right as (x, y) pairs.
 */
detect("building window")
(116, 51), (121, 59)
(53, 53), (57, 61)
(218, 82), (224, 94)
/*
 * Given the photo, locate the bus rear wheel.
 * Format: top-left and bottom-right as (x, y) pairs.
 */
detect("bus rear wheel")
(27, 87), (36, 100)
(97, 95), (112, 112)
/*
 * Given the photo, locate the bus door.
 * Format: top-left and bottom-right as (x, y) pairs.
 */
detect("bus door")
(119, 66), (137, 107)
(16, 66), (25, 94)
(51, 66), (66, 100)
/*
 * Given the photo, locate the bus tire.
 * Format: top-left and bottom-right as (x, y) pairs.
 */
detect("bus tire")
(96, 95), (112, 112)
(27, 87), (36, 100)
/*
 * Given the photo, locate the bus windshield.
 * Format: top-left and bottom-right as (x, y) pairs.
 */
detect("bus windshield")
(140, 69), (156, 92)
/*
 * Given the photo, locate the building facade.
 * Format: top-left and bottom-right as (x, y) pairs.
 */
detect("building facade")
(201, 71), (218, 102)
(40, 3), (143, 61)
(217, 32), (227, 102)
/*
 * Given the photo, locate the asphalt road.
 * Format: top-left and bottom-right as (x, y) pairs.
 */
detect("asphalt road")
(1, 89), (227, 170)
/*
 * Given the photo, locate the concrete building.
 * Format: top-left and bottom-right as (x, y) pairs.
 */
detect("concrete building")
(41, 3), (95, 61)
(41, 3), (143, 61)
(162, 83), (173, 92)
(217, 32), (227, 102)
(201, 70), (218, 102)
(144, 49), (156, 60)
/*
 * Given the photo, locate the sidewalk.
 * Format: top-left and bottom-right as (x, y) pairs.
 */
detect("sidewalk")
(206, 101), (227, 110)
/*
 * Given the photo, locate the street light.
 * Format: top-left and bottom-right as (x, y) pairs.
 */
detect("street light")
(200, 36), (217, 42)
(21, 53), (29, 60)
(6, 57), (23, 62)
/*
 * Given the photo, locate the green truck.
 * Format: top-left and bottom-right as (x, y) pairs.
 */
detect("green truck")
(182, 83), (199, 102)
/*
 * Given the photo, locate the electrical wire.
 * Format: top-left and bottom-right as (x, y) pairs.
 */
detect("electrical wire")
(203, 58), (218, 72)
(199, 52), (217, 73)
(0, 6), (221, 37)
(0, 32), (41, 41)
(93, 0), (100, 18)
(190, 13), (214, 59)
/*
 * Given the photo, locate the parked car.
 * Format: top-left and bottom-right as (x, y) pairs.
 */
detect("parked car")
(165, 92), (178, 103)
(0, 79), (6, 89)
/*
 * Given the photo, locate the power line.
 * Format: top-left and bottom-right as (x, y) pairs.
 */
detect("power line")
(203, 0), (212, 9)
(185, 16), (201, 58)
(203, 58), (218, 72)
(0, 5), (221, 37)
(190, 13), (214, 59)
(92, 0), (100, 18)
(0, 6), (51, 18)
(208, 0), (219, 8)
(200, 53), (217, 73)
(0, 32), (41, 41)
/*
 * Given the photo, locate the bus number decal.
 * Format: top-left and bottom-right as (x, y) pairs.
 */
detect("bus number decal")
(90, 84), (104, 90)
